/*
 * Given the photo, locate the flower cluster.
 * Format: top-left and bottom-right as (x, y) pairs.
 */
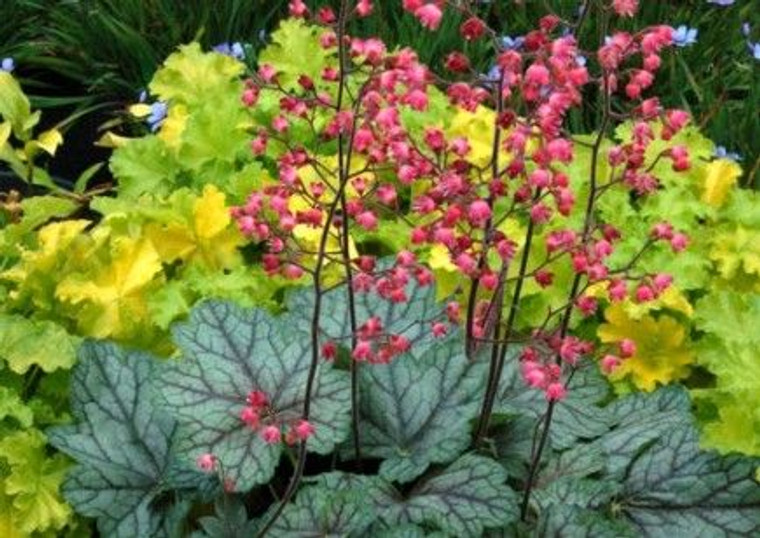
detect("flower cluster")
(231, 1), (692, 408)
(238, 389), (315, 445)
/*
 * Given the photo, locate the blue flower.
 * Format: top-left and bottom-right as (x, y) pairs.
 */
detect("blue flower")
(147, 101), (168, 132)
(499, 35), (524, 51)
(212, 42), (245, 60)
(714, 146), (742, 161)
(1, 57), (15, 73)
(742, 22), (752, 38)
(749, 41), (760, 60)
(707, 0), (735, 5)
(672, 25), (698, 47)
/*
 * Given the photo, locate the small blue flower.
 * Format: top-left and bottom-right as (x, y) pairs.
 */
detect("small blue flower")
(672, 25), (698, 48)
(707, 0), (735, 5)
(742, 22), (752, 38)
(1, 57), (15, 73)
(212, 42), (245, 60)
(749, 41), (760, 60)
(714, 146), (742, 161)
(138, 90), (148, 103)
(575, 54), (587, 67)
(147, 101), (168, 132)
(500, 35), (524, 51)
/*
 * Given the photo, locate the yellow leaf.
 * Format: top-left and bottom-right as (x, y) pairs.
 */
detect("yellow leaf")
(56, 236), (162, 338)
(0, 121), (11, 147)
(702, 159), (742, 207)
(95, 131), (131, 148)
(34, 129), (63, 156)
(598, 303), (695, 391)
(194, 184), (231, 239)
(157, 103), (188, 148)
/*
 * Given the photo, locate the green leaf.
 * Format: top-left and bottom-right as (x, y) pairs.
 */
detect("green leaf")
(309, 454), (517, 538)
(535, 506), (637, 538)
(0, 386), (33, 427)
(496, 361), (611, 450)
(286, 276), (442, 360)
(0, 314), (78, 374)
(160, 300), (351, 491)
(109, 136), (179, 199)
(193, 497), (257, 538)
(375, 454), (518, 538)
(150, 43), (244, 106)
(19, 196), (79, 230)
(47, 342), (192, 538)
(0, 72), (32, 139)
(0, 429), (73, 534)
(264, 478), (376, 538)
(619, 425), (760, 537)
(355, 336), (485, 482)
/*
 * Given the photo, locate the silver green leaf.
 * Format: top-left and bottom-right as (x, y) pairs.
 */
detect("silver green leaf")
(620, 425), (760, 537)
(375, 454), (518, 538)
(496, 359), (611, 449)
(47, 342), (189, 538)
(160, 300), (351, 491)
(192, 497), (258, 538)
(535, 506), (637, 538)
(285, 275), (440, 359)
(355, 335), (486, 482)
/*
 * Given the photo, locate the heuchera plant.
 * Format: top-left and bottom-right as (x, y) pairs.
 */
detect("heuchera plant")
(47, 1), (760, 537)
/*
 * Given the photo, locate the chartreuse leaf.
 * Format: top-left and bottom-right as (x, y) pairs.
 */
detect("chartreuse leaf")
(258, 19), (335, 92)
(109, 136), (180, 199)
(150, 43), (244, 106)
(307, 454), (516, 538)
(0, 72), (31, 138)
(160, 300), (351, 492)
(0, 429), (73, 534)
(0, 386), (33, 427)
(0, 314), (78, 374)
(47, 342), (193, 538)
(354, 336), (485, 483)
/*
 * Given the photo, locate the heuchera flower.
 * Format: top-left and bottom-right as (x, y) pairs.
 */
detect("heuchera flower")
(196, 453), (217, 473)
(413, 3), (443, 30)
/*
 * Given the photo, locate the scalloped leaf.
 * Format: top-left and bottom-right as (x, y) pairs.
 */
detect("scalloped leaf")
(620, 425), (760, 537)
(496, 360), (611, 450)
(310, 454), (516, 538)
(535, 506), (637, 538)
(192, 497), (257, 538)
(285, 276), (441, 360)
(354, 335), (485, 482)
(160, 300), (351, 491)
(46, 342), (196, 538)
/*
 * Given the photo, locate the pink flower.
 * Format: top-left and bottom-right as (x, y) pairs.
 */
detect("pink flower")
(601, 354), (621, 374)
(635, 284), (655, 303)
(460, 17), (486, 41)
(272, 115), (289, 133)
(288, 0), (308, 17)
(292, 419), (316, 440)
(261, 425), (281, 444)
(283, 264), (304, 280)
(352, 340), (373, 361)
(356, 0), (373, 17)
(404, 89), (429, 111)
(240, 406), (260, 429)
(652, 273), (673, 293)
(619, 338), (636, 358)
(322, 341), (337, 360)
(670, 233), (689, 252)
(608, 279), (627, 302)
(356, 211), (378, 230)
(432, 322), (448, 338)
(414, 3), (443, 31)
(247, 390), (269, 408)
(613, 0), (638, 17)
(545, 382), (567, 401)
(196, 453), (216, 473)
(467, 200), (492, 226)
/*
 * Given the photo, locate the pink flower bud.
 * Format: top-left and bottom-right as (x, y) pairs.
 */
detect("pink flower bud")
(240, 406), (260, 429)
(635, 284), (655, 303)
(322, 341), (337, 360)
(196, 453), (217, 473)
(356, 0), (373, 17)
(601, 354), (621, 374)
(608, 279), (627, 302)
(619, 338), (637, 358)
(545, 382), (567, 402)
(432, 322), (448, 338)
(467, 200), (492, 226)
(293, 419), (316, 440)
(652, 273), (673, 293)
(247, 390), (269, 408)
(670, 233), (689, 252)
(261, 425), (281, 444)
(414, 3), (443, 30)
(352, 340), (373, 361)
